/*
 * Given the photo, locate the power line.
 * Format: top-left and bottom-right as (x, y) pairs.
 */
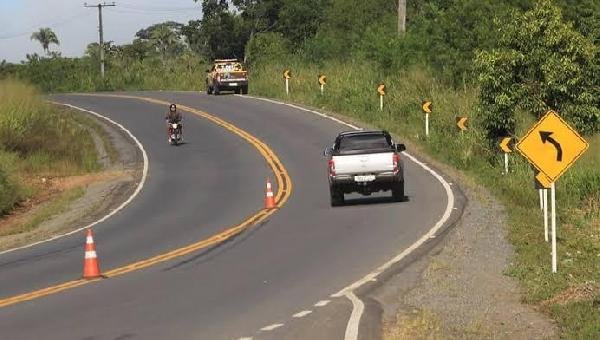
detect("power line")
(118, 4), (200, 12)
(117, 0), (200, 11)
(105, 7), (200, 15)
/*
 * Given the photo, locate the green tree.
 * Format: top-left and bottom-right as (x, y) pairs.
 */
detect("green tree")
(190, 1), (247, 59)
(151, 25), (178, 61)
(277, 0), (327, 49)
(30, 28), (60, 56)
(121, 39), (153, 62)
(557, 0), (600, 41)
(136, 21), (184, 40)
(303, 0), (394, 60)
(476, 0), (599, 138)
(85, 41), (118, 60)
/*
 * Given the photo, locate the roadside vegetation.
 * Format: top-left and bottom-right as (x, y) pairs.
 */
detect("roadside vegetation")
(0, 0), (598, 336)
(0, 79), (99, 234)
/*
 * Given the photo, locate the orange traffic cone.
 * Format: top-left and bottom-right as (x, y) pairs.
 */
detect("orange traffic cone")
(83, 228), (101, 279)
(265, 178), (276, 209)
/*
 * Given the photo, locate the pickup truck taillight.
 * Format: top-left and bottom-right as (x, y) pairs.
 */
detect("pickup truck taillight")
(328, 159), (336, 176)
(393, 154), (400, 175)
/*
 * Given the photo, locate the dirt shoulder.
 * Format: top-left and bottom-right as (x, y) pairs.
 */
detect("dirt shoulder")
(0, 105), (144, 252)
(373, 165), (558, 339)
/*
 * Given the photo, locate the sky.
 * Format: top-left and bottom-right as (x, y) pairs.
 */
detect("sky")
(0, 0), (203, 62)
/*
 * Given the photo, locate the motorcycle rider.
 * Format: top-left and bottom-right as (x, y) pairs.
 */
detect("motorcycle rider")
(165, 103), (182, 141)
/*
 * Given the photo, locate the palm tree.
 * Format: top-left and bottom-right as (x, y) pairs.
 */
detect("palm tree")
(150, 25), (177, 63)
(31, 28), (60, 56)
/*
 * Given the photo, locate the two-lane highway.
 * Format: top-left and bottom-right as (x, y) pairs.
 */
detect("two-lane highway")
(0, 92), (462, 339)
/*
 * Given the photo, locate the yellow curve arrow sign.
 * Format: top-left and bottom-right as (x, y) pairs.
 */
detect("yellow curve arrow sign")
(456, 116), (468, 131)
(516, 110), (588, 183)
(377, 84), (386, 96)
(283, 69), (291, 79)
(318, 74), (327, 85)
(422, 101), (432, 113)
(499, 137), (512, 153)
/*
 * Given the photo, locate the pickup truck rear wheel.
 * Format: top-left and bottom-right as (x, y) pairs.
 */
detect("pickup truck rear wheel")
(392, 180), (405, 202)
(241, 85), (248, 95)
(330, 187), (344, 207)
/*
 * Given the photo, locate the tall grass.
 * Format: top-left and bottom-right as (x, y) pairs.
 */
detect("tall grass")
(249, 59), (600, 338)
(0, 79), (99, 215)
(4, 55), (208, 93)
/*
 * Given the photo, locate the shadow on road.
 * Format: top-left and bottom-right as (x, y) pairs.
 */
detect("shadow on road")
(341, 195), (411, 207)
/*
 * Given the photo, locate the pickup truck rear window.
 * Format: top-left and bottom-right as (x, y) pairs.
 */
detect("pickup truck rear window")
(338, 134), (391, 151)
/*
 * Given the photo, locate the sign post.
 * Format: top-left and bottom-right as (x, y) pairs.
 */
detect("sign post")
(499, 137), (513, 174)
(377, 84), (386, 111)
(283, 69), (291, 96)
(544, 188), (549, 242)
(550, 182), (557, 272)
(535, 171), (551, 242)
(318, 74), (327, 95)
(422, 101), (432, 137)
(516, 110), (589, 273)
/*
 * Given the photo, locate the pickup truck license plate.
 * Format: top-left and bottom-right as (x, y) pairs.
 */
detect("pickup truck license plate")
(229, 82), (238, 86)
(354, 175), (376, 182)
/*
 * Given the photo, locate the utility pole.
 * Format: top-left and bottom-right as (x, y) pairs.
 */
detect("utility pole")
(84, 2), (115, 78)
(397, 0), (406, 35)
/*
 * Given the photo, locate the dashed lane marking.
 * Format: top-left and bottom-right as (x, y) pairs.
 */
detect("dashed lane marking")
(260, 323), (284, 332)
(292, 310), (313, 318)
(314, 300), (330, 307)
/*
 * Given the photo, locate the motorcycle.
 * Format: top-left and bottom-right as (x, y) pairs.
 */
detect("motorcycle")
(168, 122), (182, 145)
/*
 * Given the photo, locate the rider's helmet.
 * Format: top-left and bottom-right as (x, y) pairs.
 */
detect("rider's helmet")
(169, 104), (177, 112)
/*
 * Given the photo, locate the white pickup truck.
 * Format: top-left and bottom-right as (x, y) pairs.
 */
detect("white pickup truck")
(324, 130), (406, 206)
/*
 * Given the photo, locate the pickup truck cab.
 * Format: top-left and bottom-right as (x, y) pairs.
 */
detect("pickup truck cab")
(324, 130), (406, 206)
(206, 59), (248, 95)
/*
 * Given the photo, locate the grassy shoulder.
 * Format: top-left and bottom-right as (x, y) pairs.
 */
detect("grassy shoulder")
(0, 187), (84, 237)
(0, 79), (101, 236)
(248, 60), (599, 338)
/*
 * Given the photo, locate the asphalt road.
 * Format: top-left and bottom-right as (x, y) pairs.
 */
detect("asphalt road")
(0, 92), (462, 339)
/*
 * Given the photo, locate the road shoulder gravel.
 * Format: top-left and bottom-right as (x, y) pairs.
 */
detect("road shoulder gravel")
(373, 167), (558, 339)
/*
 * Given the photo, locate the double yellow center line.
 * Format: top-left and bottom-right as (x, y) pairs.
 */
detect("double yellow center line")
(0, 94), (292, 308)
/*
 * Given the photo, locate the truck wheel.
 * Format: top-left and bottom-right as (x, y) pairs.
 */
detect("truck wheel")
(241, 85), (248, 95)
(206, 85), (213, 95)
(392, 180), (405, 202)
(234, 87), (241, 94)
(330, 187), (344, 207)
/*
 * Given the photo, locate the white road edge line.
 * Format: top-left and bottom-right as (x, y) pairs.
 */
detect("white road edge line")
(0, 102), (150, 256)
(344, 291), (365, 340)
(260, 323), (284, 332)
(235, 94), (455, 340)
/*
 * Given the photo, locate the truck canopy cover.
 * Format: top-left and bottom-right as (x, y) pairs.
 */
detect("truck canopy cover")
(338, 133), (391, 152)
